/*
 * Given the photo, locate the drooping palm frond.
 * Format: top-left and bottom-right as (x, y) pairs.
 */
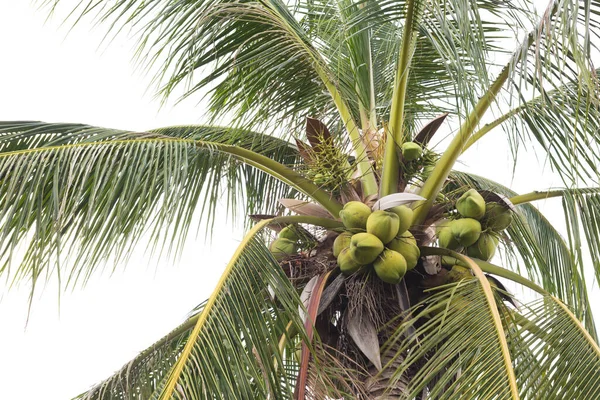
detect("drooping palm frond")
(561, 189), (600, 286)
(76, 218), (309, 399)
(384, 277), (519, 399)
(384, 276), (600, 399)
(0, 122), (344, 295)
(448, 171), (597, 336)
(511, 295), (600, 399)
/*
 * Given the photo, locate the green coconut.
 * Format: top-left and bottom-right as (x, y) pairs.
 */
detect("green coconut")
(339, 201), (372, 230)
(389, 205), (414, 234)
(374, 249), (408, 284)
(349, 232), (384, 264)
(366, 210), (400, 244)
(278, 225), (299, 241)
(333, 231), (353, 257)
(466, 232), (499, 261)
(387, 231), (420, 270)
(422, 164), (435, 179)
(450, 218), (482, 247)
(269, 238), (297, 261)
(401, 142), (423, 162)
(437, 220), (460, 250)
(337, 247), (364, 275)
(456, 189), (486, 219)
(483, 202), (513, 231)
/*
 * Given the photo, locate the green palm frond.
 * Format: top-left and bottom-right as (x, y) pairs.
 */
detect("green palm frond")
(46, 0), (345, 131)
(561, 189), (600, 285)
(384, 278), (600, 399)
(512, 296), (600, 399)
(385, 277), (519, 399)
(448, 171), (597, 336)
(76, 218), (307, 399)
(0, 122), (343, 295)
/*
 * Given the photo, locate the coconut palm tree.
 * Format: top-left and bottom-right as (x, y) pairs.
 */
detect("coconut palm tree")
(3, 0), (600, 398)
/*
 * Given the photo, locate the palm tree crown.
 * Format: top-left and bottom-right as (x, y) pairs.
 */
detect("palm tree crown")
(4, 0), (600, 398)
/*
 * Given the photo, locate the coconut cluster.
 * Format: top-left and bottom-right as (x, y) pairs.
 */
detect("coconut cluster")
(334, 201), (420, 284)
(269, 226), (299, 260)
(437, 189), (513, 261)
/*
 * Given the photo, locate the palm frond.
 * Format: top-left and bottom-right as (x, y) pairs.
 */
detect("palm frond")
(465, 2), (600, 185)
(510, 296), (600, 399)
(44, 0), (347, 132)
(448, 171), (597, 336)
(0, 122), (340, 295)
(384, 278), (600, 399)
(76, 219), (307, 399)
(384, 278), (519, 399)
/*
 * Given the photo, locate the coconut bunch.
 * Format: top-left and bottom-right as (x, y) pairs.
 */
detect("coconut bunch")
(332, 201), (420, 284)
(269, 225), (301, 260)
(437, 189), (513, 262)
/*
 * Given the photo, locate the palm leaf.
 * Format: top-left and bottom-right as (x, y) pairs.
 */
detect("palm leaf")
(384, 276), (600, 399)
(76, 218), (307, 399)
(510, 296), (600, 398)
(74, 304), (204, 399)
(384, 277), (519, 399)
(0, 122), (342, 296)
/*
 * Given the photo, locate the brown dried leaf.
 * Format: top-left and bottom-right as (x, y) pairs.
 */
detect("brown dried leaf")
(413, 113), (448, 147)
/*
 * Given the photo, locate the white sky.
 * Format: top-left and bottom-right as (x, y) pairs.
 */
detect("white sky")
(0, 1), (596, 400)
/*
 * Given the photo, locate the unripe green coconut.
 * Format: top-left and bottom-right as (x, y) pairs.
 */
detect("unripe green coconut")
(333, 231), (353, 257)
(483, 202), (513, 231)
(339, 201), (371, 230)
(337, 247), (363, 275)
(466, 232), (499, 261)
(349, 232), (384, 264)
(278, 225), (299, 241)
(401, 142), (423, 162)
(437, 220), (460, 250)
(456, 189), (486, 219)
(366, 210), (400, 244)
(387, 231), (420, 270)
(450, 218), (482, 247)
(374, 249), (407, 284)
(422, 164), (435, 179)
(269, 238), (297, 261)
(389, 205), (414, 234)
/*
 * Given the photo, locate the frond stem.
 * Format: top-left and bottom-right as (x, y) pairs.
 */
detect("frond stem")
(412, 65), (511, 225)
(461, 106), (523, 153)
(380, 0), (420, 197)
(421, 247), (548, 295)
(510, 189), (572, 205)
(319, 73), (378, 196)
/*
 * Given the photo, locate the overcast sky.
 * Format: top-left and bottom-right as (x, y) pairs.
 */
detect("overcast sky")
(0, 2), (595, 400)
